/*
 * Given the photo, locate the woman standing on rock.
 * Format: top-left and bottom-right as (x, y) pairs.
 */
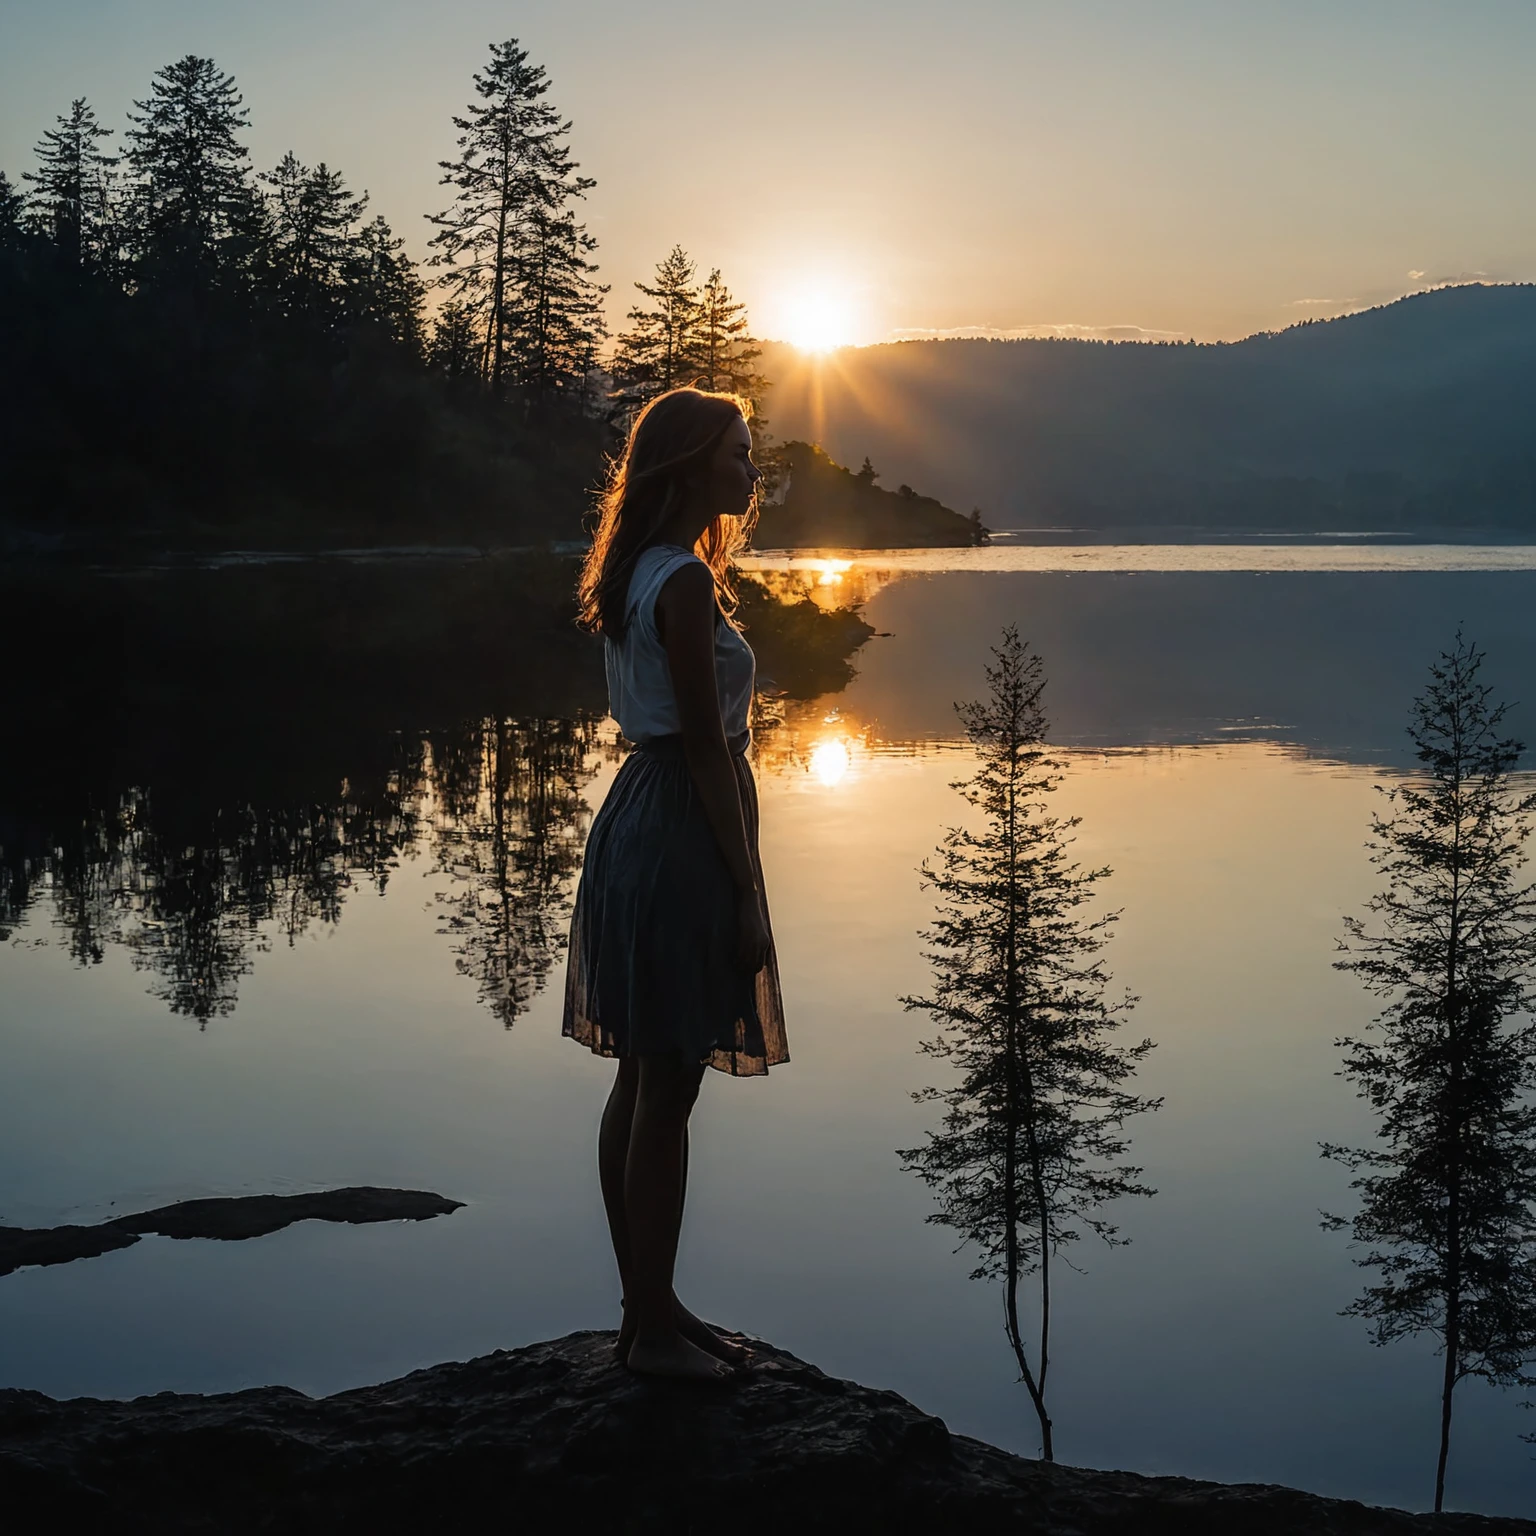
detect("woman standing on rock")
(566, 387), (789, 1381)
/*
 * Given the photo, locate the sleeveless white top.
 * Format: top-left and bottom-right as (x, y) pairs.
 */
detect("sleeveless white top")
(605, 545), (756, 744)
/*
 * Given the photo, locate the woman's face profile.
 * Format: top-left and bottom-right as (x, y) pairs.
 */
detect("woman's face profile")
(700, 415), (761, 521)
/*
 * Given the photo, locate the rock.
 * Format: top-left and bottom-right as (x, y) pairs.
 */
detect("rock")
(0, 1330), (1527, 1534)
(0, 1188), (464, 1277)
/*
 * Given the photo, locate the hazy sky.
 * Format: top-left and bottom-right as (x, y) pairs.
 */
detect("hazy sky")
(3, 0), (1534, 343)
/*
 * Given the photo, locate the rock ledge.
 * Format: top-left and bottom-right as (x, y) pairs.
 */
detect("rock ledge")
(1, 1330), (1527, 1534)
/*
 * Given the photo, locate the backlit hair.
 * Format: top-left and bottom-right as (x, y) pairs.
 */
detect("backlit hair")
(576, 387), (757, 636)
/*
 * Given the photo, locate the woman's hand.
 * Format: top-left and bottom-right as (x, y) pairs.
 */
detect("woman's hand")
(736, 886), (770, 975)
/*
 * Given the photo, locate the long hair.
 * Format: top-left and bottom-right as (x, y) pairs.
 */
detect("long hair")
(577, 387), (757, 636)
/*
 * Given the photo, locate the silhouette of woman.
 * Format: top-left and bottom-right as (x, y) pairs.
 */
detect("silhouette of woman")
(566, 388), (789, 1381)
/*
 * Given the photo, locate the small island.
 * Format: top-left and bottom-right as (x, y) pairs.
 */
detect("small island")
(754, 441), (989, 550)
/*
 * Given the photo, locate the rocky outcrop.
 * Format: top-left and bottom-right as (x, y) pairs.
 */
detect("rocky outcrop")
(0, 1188), (463, 1277)
(1, 1330), (1528, 1534)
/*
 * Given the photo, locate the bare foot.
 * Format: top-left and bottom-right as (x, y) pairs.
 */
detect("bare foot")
(625, 1330), (736, 1381)
(674, 1301), (753, 1366)
(614, 1297), (752, 1366)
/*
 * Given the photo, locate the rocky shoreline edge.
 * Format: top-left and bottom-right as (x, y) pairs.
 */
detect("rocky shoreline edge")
(2, 1329), (1529, 1533)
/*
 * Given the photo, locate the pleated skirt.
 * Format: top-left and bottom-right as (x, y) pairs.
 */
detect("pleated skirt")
(562, 734), (789, 1076)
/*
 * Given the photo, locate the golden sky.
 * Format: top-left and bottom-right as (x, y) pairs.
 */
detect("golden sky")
(4, 0), (1534, 343)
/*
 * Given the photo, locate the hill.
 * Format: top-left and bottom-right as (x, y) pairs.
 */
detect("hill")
(760, 284), (1536, 530)
(753, 441), (986, 548)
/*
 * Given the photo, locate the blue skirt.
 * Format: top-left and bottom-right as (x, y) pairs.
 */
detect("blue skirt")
(562, 735), (789, 1076)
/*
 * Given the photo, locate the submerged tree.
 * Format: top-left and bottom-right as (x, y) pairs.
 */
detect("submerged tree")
(899, 627), (1158, 1460)
(1325, 633), (1536, 1513)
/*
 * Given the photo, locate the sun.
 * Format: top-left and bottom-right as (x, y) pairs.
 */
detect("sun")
(781, 288), (855, 354)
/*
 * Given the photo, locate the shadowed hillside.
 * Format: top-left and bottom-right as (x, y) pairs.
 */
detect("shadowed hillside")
(762, 285), (1536, 530)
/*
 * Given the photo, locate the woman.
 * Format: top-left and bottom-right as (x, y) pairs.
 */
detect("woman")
(565, 387), (789, 1382)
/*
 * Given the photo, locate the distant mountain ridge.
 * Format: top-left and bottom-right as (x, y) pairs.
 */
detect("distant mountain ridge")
(760, 284), (1536, 529)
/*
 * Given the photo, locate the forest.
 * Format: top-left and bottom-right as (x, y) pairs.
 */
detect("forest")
(0, 45), (773, 552)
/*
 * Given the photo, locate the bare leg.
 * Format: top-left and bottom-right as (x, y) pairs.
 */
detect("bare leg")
(599, 1057), (639, 1300)
(602, 1058), (750, 1367)
(623, 1053), (730, 1380)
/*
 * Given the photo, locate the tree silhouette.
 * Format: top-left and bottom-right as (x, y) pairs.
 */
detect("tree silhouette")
(1325, 633), (1536, 1512)
(346, 214), (426, 353)
(609, 244), (702, 408)
(899, 628), (1157, 1461)
(124, 55), (252, 278)
(430, 716), (599, 1027)
(696, 267), (763, 403)
(428, 38), (602, 402)
(24, 98), (117, 273)
(427, 299), (482, 382)
(262, 152), (366, 324)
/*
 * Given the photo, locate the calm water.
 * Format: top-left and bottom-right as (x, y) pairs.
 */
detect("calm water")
(4, 549), (1536, 1518)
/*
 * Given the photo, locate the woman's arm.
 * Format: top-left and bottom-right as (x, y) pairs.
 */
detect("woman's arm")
(656, 560), (770, 973)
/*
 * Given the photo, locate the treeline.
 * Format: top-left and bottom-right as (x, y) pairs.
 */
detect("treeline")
(0, 42), (774, 550)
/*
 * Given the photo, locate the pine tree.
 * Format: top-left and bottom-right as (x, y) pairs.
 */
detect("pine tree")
(0, 172), (25, 249)
(899, 628), (1158, 1461)
(510, 205), (606, 407)
(1325, 633), (1536, 1513)
(428, 38), (600, 400)
(346, 215), (425, 353)
(24, 98), (117, 272)
(609, 244), (704, 410)
(427, 300), (481, 382)
(124, 55), (253, 279)
(696, 267), (763, 402)
(263, 152), (367, 324)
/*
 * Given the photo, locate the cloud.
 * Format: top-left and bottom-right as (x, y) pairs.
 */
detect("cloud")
(1290, 297), (1349, 307)
(1407, 269), (1491, 287)
(889, 322), (1188, 344)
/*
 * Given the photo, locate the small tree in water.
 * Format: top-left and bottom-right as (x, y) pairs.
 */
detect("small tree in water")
(1326, 633), (1536, 1513)
(899, 628), (1158, 1460)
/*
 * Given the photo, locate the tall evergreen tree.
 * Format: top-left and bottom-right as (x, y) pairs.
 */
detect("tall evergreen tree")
(899, 628), (1158, 1461)
(696, 267), (763, 402)
(428, 38), (601, 400)
(511, 206), (606, 407)
(609, 244), (703, 409)
(1325, 633), (1536, 1513)
(24, 98), (118, 272)
(263, 152), (367, 323)
(124, 55), (252, 278)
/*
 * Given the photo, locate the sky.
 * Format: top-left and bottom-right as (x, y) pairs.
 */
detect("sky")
(2, 0), (1534, 344)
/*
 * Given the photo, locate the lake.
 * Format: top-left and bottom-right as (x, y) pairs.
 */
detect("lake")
(3, 546), (1536, 1518)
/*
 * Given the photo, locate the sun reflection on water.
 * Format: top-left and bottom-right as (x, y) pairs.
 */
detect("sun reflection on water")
(809, 737), (851, 786)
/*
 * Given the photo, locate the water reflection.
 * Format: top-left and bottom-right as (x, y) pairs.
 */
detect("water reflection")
(7, 553), (1536, 1515)
(1, 720), (612, 1028)
(429, 717), (613, 1027)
